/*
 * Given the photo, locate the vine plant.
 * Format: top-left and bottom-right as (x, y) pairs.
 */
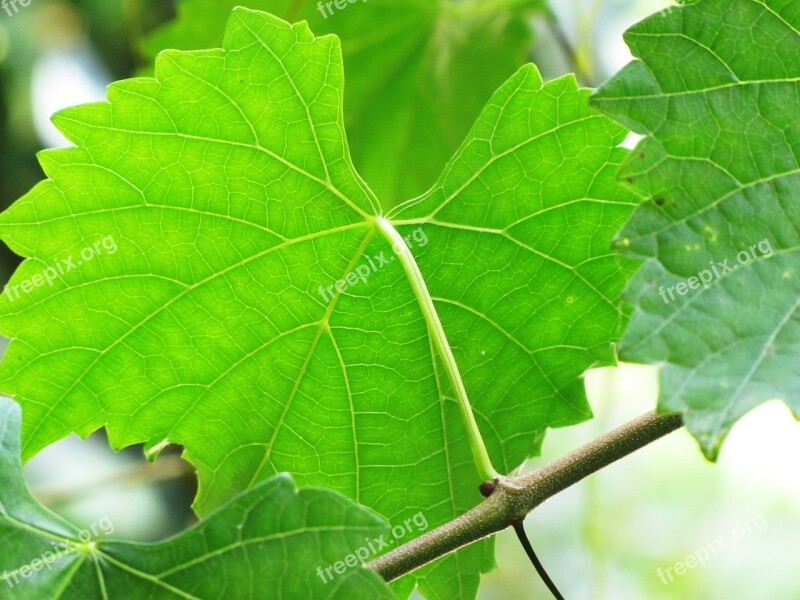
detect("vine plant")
(0, 0), (797, 598)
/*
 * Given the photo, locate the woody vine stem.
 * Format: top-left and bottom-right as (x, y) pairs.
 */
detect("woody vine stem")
(368, 410), (684, 584)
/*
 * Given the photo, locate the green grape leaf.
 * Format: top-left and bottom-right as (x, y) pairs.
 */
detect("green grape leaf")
(140, 0), (546, 208)
(592, 0), (800, 458)
(0, 398), (394, 600)
(0, 9), (638, 598)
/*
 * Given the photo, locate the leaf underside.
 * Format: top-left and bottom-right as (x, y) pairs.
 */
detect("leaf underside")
(592, 0), (800, 458)
(0, 8), (639, 598)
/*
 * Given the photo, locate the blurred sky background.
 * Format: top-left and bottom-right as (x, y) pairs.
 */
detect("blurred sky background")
(1, 1), (797, 598)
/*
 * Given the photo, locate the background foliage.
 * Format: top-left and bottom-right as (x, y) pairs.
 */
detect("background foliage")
(0, 1), (797, 598)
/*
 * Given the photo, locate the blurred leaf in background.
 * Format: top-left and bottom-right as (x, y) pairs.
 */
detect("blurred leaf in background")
(141, 0), (550, 208)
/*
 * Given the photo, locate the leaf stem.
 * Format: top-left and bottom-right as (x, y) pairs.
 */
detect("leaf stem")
(376, 217), (498, 481)
(513, 522), (564, 600)
(369, 410), (682, 582)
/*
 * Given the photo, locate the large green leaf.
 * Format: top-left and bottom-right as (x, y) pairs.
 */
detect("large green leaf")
(0, 9), (638, 597)
(592, 0), (800, 458)
(0, 398), (394, 600)
(140, 0), (546, 208)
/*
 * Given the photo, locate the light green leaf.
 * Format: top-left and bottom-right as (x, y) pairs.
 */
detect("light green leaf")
(140, 0), (546, 208)
(0, 398), (394, 600)
(592, 0), (800, 458)
(0, 8), (637, 597)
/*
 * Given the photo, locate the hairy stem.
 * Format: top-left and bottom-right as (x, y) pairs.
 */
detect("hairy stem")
(369, 410), (683, 581)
